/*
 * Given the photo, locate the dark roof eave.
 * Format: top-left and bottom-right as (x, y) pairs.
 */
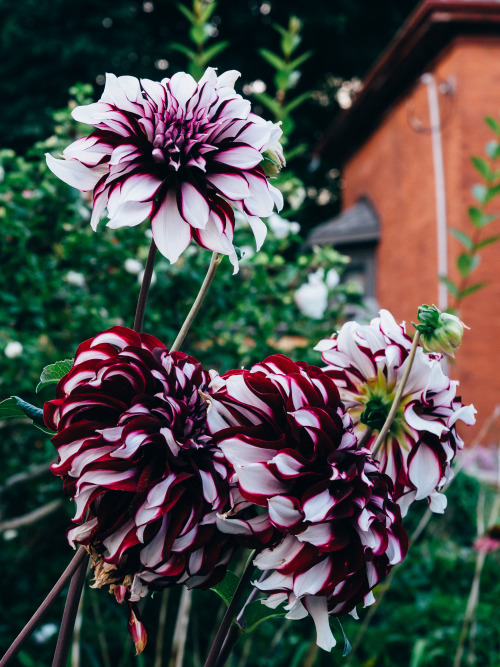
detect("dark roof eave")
(314, 0), (500, 164)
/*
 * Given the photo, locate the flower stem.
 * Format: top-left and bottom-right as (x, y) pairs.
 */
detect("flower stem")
(203, 550), (255, 667)
(371, 331), (421, 459)
(52, 553), (89, 667)
(0, 548), (87, 667)
(133, 240), (158, 332)
(171, 252), (220, 352)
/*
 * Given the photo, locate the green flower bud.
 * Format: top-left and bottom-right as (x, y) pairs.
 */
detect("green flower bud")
(261, 144), (286, 178)
(414, 304), (466, 356)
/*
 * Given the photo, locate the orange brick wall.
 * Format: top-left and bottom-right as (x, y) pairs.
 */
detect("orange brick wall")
(341, 36), (500, 441)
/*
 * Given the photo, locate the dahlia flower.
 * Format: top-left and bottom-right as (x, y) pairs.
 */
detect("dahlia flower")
(315, 310), (476, 515)
(46, 68), (284, 270)
(44, 327), (234, 653)
(207, 355), (408, 651)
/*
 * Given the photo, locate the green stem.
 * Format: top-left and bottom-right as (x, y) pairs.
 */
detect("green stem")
(171, 252), (220, 352)
(372, 331), (421, 460)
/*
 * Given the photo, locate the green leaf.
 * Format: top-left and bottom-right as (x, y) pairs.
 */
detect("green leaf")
(284, 91), (312, 114)
(449, 228), (474, 250)
(472, 184), (488, 204)
(210, 571), (240, 607)
(198, 41), (230, 66)
(0, 396), (53, 434)
(468, 206), (497, 228)
(485, 183), (500, 203)
(242, 600), (286, 633)
(258, 48), (287, 71)
(460, 281), (487, 298)
(199, 2), (216, 22)
(288, 51), (313, 71)
(440, 276), (460, 298)
(37, 359), (73, 393)
(474, 234), (500, 250)
(176, 4), (197, 24)
(485, 115), (500, 136)
(252, 92), (282, 117)
(471, 156), (493, 181)
(190, 24), (209, 46)
(486, 140), (500, 160)
(170, 42), (197, 59)
(457, 253), (480, 277)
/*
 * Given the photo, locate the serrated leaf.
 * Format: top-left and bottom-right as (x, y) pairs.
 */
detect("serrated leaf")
(37, 359), (73, 393)
(460, 281), (487, 298)
(449, 228), (474, 250)
(474, 234), (500, 250)
(471, 156), (493, 181)
(288, 51), (312, 71)
(210, 571), (240, 607)
(485, 115), (500, 136)
(472, 184), (488, 204)
(259, 48), (287, 71)
(440, 276), (460, 298)
(457, 253), (480, 277)
(284, 91), (312, 114)
(486, 140), (500, 160)
(198, 41), (230, 66)
(170, 42), (197, 59)
(242, 600), (286, 633)
(0, 396), (27, 420)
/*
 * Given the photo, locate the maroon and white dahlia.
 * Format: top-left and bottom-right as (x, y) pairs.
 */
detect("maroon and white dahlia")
(315, 310), (477, 515)
(44, 327), (234, 651)
(46, 68), (284, 270)
(207, 355), (408, 651)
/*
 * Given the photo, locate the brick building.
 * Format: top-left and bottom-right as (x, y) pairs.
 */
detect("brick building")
(311, 0), (500, 439)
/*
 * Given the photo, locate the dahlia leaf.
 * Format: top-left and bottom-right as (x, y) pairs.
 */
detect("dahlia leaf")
(242, 600), (286, 633)
(0, 396), (53, 434)
(36, 359), (74, 393)
(336, 619), (352, 657)
(0, 396), (27, 420)
(210, 571), (240, 607)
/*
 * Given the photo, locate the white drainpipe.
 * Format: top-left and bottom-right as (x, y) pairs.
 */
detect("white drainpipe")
(421, 73), (448, 311)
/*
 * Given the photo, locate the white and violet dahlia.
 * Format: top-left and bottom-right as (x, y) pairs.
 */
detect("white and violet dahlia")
(316, 310), (476, 516)
(207, 355), (408, 651)
(44, 327), (235, 653)
(46, 68), (284, 270)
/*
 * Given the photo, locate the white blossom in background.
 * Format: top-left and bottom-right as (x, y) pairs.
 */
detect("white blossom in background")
(294, 269), (328, 319)
(267, 213), (300, 239)
(4, 341), (23, 358)
(124, 258), (143, 275)
(46, 68), (284, 272)
(325, 268), (340, 289)
(65, 270), (86, 287)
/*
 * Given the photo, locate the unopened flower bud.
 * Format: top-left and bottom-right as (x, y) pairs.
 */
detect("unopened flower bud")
(262, 143), (285, 177)
(414, 305), (466, 356)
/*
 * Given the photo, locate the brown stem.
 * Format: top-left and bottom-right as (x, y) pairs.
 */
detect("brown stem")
(133, 240), (158, 332)
(52, 553), (89, 667)
(0, 548), (87, 667)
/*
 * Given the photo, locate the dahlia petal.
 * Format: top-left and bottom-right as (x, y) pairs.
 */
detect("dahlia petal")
(268, 495), (302, 529)
(120, 174), (162, 202)
(404, 402), (447, 437)
(302, 489), (336, 523)
(214, 146), (262, 169)
(206, 173), (250, 200)
(296, 523), (334, 548)
(429, 490), (447, 513)
(293, 558), (332, 597)
(63, 137), (111, 166)
(218, 438), (276, 466)
(284, 598), (309, 620)
(168, 72), (198, 109)
(448, 403), (477, 428)
(45, 154), (104, 191)
(261, 592), (288, 609)
(236, 462), (289, 497)
(67, 518), (98, 548)
(180, 182), (210, 228)
(243, 214), (267, 251)
(254, 535), (304, 569)
(107, 200), (153, 228)
(71, 101), (114, 125)
(216, 70), (241, 88)
(101, 73), (143, 114)
(151, 191), (192, 263)
(304, 596), (336, 652)
(407, 443), (442, 501)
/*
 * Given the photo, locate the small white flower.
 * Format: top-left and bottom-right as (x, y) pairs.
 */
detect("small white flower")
(33, 623), (59, 644)
(267, 213), (301, 239)
(124, 258), (143, 275)
(325, 268), (340, 289)
(65, 270), (86, 287)
(4, 341), (23, 358)
(294, 270), (328, 319)
(3, 529), (18, 541)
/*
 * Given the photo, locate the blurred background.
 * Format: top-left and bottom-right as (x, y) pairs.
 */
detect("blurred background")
(2, 0), (500, 665)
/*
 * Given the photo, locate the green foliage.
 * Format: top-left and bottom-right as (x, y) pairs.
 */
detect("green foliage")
(210, 571), (240, 607)
(36, 359), (73, 393)
(441, 114), (500, 310)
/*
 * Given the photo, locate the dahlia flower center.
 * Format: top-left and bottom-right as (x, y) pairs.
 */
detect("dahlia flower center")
(150, 105), (213, 170)
(357, 371), (411, 438)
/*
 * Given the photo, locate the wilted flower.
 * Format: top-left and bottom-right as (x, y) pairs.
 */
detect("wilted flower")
(4, 341), (23, 358)
(207, 355), (407, 650)
(44, 327), (235, 653)
(415, 304), (466, 356)
(316, 310), (476, 515)
(46, 68), (284, 271)
(294, 269), (328, 319)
